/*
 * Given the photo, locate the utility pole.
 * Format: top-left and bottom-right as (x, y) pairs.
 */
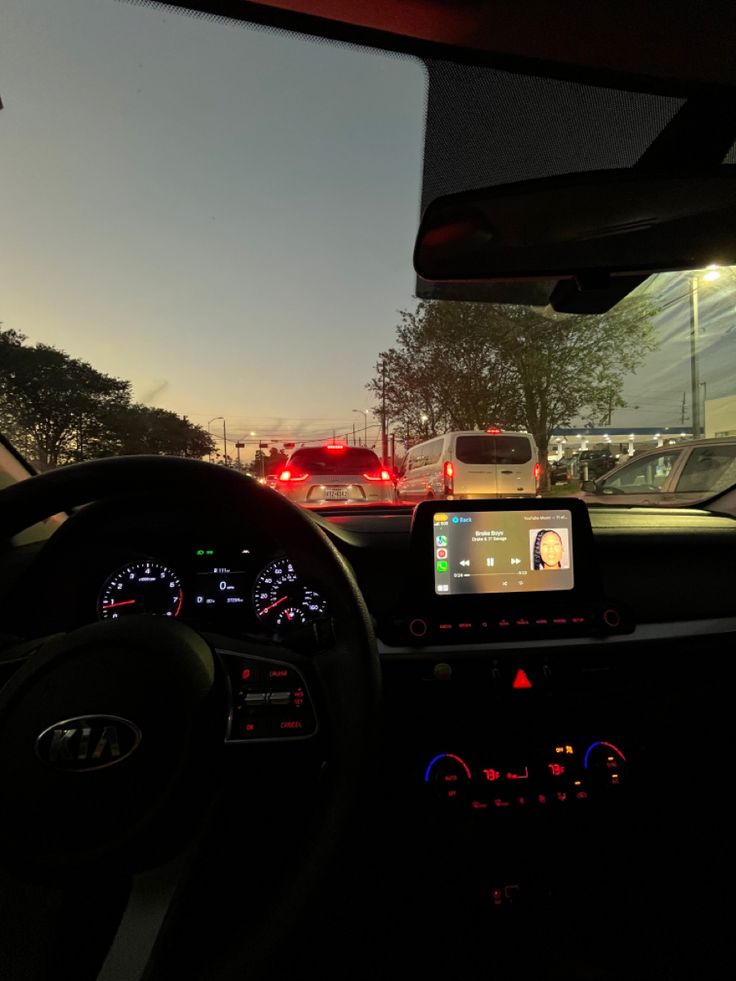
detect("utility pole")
(222, 419), (228, 466)
(381, 360), (388, 465)
(681, 392), (687, 427)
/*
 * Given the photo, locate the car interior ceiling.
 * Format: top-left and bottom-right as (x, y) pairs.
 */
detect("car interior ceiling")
(1, 3), (736, 981)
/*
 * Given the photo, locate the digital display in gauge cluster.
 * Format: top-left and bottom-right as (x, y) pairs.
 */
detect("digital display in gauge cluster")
(191, 550), (249, 612)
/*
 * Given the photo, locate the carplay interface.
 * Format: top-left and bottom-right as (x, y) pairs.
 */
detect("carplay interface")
(433, 509), (574, 595)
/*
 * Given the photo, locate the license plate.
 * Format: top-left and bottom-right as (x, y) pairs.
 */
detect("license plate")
(323, 487), (349, 500)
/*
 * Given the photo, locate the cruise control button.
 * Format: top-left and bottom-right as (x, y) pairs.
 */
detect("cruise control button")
(244, 692), (268, 707)
(268, 690), (292, 706)
(229, 715), (270, 740)
(265, 666), (301, 686)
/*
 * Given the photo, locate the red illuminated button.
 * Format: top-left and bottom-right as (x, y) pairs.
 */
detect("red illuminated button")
(230, 716), (269, 740)
(603, 608), (621, 628)
(234, 661), (264, 685)
(409, 618), (428, 638)
(266, 714), (316, 738)
(265, 666), (300, 685)
(512, 669), (533, 689)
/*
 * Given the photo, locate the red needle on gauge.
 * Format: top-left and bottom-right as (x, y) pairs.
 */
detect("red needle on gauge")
(102, 599), (137, 609)
(260, 596), (288, 615)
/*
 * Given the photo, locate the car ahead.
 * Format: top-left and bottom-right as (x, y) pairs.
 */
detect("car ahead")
(396, 430), (539, 501)
(275, 444), (395, 504)
(578, 437), (736, 506)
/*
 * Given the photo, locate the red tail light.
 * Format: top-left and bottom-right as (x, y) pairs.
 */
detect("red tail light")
(326, 444), (346, 451)
(485, 427), (502, 434)
(443, 460), (454, 495)
(278, 469), (310, 483)
(534, 463), (541, 480)
(363, 469), (392, 481)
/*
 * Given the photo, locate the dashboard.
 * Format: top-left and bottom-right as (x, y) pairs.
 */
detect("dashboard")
(1, 490), (735, 978)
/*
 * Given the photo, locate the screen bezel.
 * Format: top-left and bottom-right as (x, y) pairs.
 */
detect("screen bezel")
(409, 497), (603, 611)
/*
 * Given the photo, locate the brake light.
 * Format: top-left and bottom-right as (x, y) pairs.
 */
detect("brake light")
(534, 463), (541, 480)
(278, 469), (310, 483)
(485, 427), (502, 434)
(443, 460), (454, 495)
(363, 469), (392, 481)
(326, 444), (346, 451)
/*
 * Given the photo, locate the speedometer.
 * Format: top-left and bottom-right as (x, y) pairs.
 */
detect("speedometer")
(252, 558), (327, 626)
(98, 560), (183, 620)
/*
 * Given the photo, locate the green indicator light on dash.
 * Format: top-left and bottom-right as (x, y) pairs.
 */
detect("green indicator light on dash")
(206, 549), (214, 555)
(196, 549), (205, 555)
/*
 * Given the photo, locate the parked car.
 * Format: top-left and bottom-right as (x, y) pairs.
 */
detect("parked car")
(579, 438), (736, 506)
(549, 458), (571, 484)
(275, 444), (395, 504)
(577, 449), (617, 480)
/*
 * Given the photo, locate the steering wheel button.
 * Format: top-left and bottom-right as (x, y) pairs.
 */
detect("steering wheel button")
(269, 690), (292, 705)
(245, 692), (267, 706)
(266, 666), (300, 685)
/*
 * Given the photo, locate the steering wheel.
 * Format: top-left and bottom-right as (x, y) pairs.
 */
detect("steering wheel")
(0, 456), (381, 981)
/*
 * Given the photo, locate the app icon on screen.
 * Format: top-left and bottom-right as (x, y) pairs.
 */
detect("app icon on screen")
(434, 513), (448, 524)
(436, 535), (447, 546)
(436, 560), (448, 573)
(436, 548), (448, 559)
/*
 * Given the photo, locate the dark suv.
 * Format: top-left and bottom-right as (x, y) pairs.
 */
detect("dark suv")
(578, 449), (616, 480)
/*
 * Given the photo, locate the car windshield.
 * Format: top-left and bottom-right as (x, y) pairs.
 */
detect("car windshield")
(2, 0), (736, 510)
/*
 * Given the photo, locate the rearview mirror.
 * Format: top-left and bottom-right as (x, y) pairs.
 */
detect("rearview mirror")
(580, 480), (598, 493)
(415, 168), (736, 284)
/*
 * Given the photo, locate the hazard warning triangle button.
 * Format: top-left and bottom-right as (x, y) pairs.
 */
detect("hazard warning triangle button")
(512, 668), (533, 689)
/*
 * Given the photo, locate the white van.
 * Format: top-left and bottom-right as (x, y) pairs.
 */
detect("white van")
(396, 429), (540, 502)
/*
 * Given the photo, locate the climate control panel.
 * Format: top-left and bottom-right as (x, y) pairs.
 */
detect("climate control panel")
(424, 739), (627, 811)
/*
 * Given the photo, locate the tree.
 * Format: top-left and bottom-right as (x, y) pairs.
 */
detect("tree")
(103, 404), (215, 459)
(250, 447), (288, 478)
(0, 328), (214, 465)
(367, 299), (659, 487)
(0, 328), (130, 468)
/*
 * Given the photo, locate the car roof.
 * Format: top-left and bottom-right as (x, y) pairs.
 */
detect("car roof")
(633, 437), (736, 454)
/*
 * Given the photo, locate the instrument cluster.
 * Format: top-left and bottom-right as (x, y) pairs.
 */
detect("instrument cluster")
(96, 544), (328, 633)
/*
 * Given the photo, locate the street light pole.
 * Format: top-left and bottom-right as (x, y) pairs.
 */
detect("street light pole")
(222, 419), (228, 466)
(689, 276), (701, 439)
(207, 416), (223, 463)
(352, 409), (368, 447)
(689, 265), (721, 440)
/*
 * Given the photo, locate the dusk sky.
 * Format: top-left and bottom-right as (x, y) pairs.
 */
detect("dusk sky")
(2, 0), (734, 457)
(2, 0), (426, 453)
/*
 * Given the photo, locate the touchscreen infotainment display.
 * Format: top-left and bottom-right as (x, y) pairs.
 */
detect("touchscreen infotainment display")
(433, 508), (574, 595)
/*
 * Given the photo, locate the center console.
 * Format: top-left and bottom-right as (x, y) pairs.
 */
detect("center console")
(386, 498), (632, 645)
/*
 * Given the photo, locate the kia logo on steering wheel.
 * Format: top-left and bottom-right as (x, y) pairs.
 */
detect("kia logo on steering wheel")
(35, 715), (142, 771)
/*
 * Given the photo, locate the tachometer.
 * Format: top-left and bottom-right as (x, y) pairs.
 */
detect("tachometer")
(252, 558), (327, 626)
(98, 560), (183, 619)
